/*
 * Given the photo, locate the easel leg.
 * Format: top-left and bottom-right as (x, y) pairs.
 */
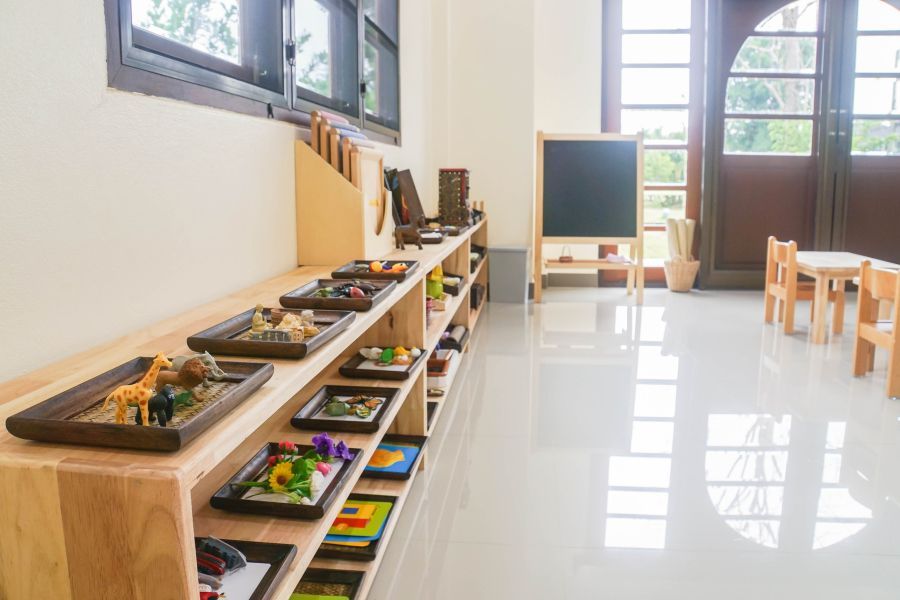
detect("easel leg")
(533, 239), (543, 303)
(637, 265), (645, 305)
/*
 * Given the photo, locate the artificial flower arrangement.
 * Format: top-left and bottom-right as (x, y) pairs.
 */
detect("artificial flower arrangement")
(236, 433), (354, 505)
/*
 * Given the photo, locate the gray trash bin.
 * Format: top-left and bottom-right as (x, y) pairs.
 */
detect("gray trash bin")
(488, 246), (530, 303)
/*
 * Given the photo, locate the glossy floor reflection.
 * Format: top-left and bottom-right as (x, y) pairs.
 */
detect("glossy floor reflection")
(369, 289), (900, 600)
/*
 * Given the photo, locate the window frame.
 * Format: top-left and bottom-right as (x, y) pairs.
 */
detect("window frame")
(104, 0), (401, 143)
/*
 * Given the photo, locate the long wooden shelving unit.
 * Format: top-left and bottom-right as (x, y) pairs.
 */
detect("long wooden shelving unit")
(0, 214), (489, 599)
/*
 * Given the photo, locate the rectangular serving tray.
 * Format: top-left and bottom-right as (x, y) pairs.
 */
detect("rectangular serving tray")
(294, 568), (366, 600)
(291, 385), (400, 434)
(6, 358), (273, 452)
(280, 279), (396, 312)
(338, 349), (427, 381)
(418, 230), (446, 244)
(426, 401), (438, 429)
(331, 260), (420, 282)
(187, 307), (355, 359)
(197, 538), (297, 600)
(361, 434), (428, 481)
(210, 442), (363, 519)
(316, 493), (398, 562)
(442, 272), (464, 296)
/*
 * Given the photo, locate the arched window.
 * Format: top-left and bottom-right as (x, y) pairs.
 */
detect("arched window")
(723, 0), (821, 155)
(852, 0), (900, 155)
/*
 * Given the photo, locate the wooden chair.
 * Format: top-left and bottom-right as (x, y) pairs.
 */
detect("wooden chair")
(852, 261), (900, 398)
(763, 236), (844, 335)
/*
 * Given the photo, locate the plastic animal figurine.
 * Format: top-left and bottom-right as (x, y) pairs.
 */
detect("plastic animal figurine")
(170, 351), (225, 386)
(156, 357), (208, 391)
(251, 304), (267, 333)
(103, 352), (172, 426)
(134, 385), (176, 427)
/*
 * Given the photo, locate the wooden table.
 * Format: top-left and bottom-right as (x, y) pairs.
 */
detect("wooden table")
(796, 252), (900, 344)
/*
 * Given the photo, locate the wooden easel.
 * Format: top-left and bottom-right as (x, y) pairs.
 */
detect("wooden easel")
(533, 132), (645, 304)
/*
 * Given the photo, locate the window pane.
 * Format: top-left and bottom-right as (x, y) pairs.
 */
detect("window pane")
(756, 0), (819, 33)
(857, 0), (900, 31)
(732, 37), (817, 74)
(132, 0), (241, 64)
(363, 0), (398, 42)
(296, 0), (359, 116)
(622, 34), (690, 64)
(852, 119), (900, 155)
(622, 68), (690, 104)
(645, 150), (687, 185)
(622, 0), (690, 30)
(724, 119), (813, 154)
(856, 36), (900, 73)
(645, 191), (687, 225)
(621, 109), (688, 144)
(725, 77), (815, 114)
(641, 230), (670, 261)
(853, 77), (900, 114)
(364, 26), (400, 131)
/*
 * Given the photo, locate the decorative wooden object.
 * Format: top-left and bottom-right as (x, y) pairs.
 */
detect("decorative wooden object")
(763, 237), (843, 336)
(534, 132), (645, 304)
(291, 385), (401, 434)
(852, 261), (900, 398)
(331, 260), (420, 282)
(438, 168), (472, 226)
(210, 443), (364, 520)
(187, 307), (356, 359)
(295, 141), (393, 266)
(279, 279), (397, 312)
(6, 359), (273, 451)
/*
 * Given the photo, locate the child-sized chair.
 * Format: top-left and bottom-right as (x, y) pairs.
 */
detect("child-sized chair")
(763, 236), (844, 335)
(852, 261), (900, 398)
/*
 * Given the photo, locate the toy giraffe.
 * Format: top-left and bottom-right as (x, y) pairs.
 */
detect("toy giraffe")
(102, 353), (173, 426)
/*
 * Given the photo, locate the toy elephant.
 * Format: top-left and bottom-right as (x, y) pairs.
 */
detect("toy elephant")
(170, 351), (225, 387)
(135, 385), (176, 427)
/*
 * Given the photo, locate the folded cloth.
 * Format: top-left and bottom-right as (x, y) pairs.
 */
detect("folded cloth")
(605, 253), (630, 263)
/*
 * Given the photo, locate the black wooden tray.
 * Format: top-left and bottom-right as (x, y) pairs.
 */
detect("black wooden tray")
(291, 385), (400, 433)
(195, 537), (296, 600)
(338, 349), (427, 380)
(316, 494), (397, 562)
(279, 279), (397, 312)
(294, 568), (366, 600)
(361, 434), (428, 481)
(443, 272), (464, 296)
(426, 401), (438, 429)
(471, 244), (486, 273)
(418, 229), (446, 244)
(186, 307), (355, 359)
(210, 442), (363, 519)
(331, 260), (420, 282)
(6, 358), (273, 452)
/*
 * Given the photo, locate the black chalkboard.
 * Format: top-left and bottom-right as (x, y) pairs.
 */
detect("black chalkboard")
(542, 139), (638, 238)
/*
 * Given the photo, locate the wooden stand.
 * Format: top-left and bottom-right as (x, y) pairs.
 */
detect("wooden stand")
(533, 132), (645, 304)
(0, 219), (488, 600)
(295, 141), (394, 266)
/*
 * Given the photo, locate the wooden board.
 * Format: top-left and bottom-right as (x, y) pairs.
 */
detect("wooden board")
(6, 359), (273, 452)
(209, 442), (364, 520)
(291, 385), (401, 434)
(187, 307), (356, 359)
(279, 279), (397, 312)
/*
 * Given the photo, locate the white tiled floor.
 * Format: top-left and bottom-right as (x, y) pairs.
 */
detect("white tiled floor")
(369, 289), (900, 600)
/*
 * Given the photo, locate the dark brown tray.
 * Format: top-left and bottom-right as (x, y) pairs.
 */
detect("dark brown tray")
(338, 349), (427, 380)
(471, 244), (486, 273)
(187, 307), (355, 359)
(316, 494), (397, 562)
(291, 385), (400, 433)
(426, 401), (438, 429)
(6, 358), (273, 452)
(443, 272), (464, 296)
(331, 260), (420, 282)
(418, 229), (446, 244)
(196, 537), (296, 600)
(361, 434), (428, 481)
(294, 568), (365, 600)
(279, 279), (397, 312)
(210, 442), (363, 519)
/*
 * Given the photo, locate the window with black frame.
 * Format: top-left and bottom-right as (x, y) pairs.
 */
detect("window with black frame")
(363, 0), (400, 134)
(107, 0), (401, 140)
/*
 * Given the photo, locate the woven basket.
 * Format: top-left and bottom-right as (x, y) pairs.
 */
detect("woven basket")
(664, 260), (700, 292)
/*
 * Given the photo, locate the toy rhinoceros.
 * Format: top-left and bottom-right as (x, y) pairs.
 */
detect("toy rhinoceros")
(169, 351), (225, 386)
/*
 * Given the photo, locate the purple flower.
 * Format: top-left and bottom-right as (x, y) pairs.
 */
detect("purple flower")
(312, 432), (336, 457)
(335, 440), (354, 461)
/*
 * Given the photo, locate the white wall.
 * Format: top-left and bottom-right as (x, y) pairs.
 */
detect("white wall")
(0, 0), (438, 383)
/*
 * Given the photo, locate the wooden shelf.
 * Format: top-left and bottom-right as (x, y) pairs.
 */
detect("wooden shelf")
(0, 215), (488, 600)
(544, 258), (636, 270)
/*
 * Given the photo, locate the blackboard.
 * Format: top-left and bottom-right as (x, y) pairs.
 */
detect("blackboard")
(541, 139), (638, 238)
